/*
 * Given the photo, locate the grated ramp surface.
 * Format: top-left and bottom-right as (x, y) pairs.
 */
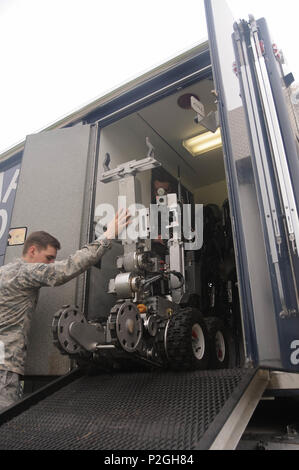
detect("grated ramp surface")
(0, 368), (255, 450)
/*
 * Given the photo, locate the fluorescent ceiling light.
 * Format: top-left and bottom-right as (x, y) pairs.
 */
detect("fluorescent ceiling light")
(183, 128), (222, 157)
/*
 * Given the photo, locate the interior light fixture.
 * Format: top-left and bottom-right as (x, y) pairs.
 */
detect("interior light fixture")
(183, 128), (222, 157)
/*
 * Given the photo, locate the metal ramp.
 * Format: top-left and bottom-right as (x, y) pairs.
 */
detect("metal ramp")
(0, 368), (269, 450)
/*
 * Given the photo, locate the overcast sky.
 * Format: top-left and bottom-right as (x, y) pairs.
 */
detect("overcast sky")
(1, 0), (299, 155)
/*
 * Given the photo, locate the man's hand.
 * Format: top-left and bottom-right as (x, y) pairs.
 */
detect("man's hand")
(105, 208), (131, 240)
(154, 234), (165, 245)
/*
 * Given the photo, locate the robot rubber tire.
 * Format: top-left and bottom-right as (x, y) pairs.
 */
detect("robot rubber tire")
(165, 307), (210, 371)
(205, 317), (235, 369)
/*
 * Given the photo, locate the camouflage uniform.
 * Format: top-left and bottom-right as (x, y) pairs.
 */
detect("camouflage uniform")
(0, 237), (111, 410)
(0, 370), (23, 410)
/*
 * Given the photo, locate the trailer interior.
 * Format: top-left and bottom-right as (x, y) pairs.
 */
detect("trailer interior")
(87, 74), (245, 372)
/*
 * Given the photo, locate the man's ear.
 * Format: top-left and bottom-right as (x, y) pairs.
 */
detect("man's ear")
(27, 245), (37, 258)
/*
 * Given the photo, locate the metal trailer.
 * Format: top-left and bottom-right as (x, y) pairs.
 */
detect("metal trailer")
(0, 0), (298, 450)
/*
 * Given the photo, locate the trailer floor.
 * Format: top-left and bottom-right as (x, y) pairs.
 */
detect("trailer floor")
(0, 368), (267, 450)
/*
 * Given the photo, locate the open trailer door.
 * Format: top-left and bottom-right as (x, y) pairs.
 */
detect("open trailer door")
(204, 0), (299, 372)
(0, 156), (21, 267)
(4, 124), (99, 377)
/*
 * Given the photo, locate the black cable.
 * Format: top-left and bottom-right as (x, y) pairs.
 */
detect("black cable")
(142, 270), (185, 291)
(169, 271), (185, 290)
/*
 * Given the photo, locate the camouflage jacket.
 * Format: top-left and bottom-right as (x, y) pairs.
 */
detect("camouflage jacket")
(0, 238), (111, 375)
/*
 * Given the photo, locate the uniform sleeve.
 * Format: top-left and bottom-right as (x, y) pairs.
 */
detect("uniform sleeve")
(17, 238), (112, 288)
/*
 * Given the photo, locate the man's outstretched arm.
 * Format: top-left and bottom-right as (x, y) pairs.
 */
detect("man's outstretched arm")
(18, 209), (130, 288)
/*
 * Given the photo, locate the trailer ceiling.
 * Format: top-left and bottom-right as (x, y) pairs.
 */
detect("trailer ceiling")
(103, 78), (225, 190)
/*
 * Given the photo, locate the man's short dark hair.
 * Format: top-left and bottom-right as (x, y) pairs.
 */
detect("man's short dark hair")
(23, 231), (61, 255)
(151, 167), (177, 194)
(152, 167), (172, 184)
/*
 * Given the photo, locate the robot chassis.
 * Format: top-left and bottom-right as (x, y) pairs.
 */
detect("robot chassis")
(52, 143), (213, 371)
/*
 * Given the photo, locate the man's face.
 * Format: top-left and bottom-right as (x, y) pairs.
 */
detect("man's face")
(154, 180), (171, 196)
(27, 244), (57, 264)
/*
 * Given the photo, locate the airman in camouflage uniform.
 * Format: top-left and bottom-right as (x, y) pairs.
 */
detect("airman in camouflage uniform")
(0, 209), (130, 411)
